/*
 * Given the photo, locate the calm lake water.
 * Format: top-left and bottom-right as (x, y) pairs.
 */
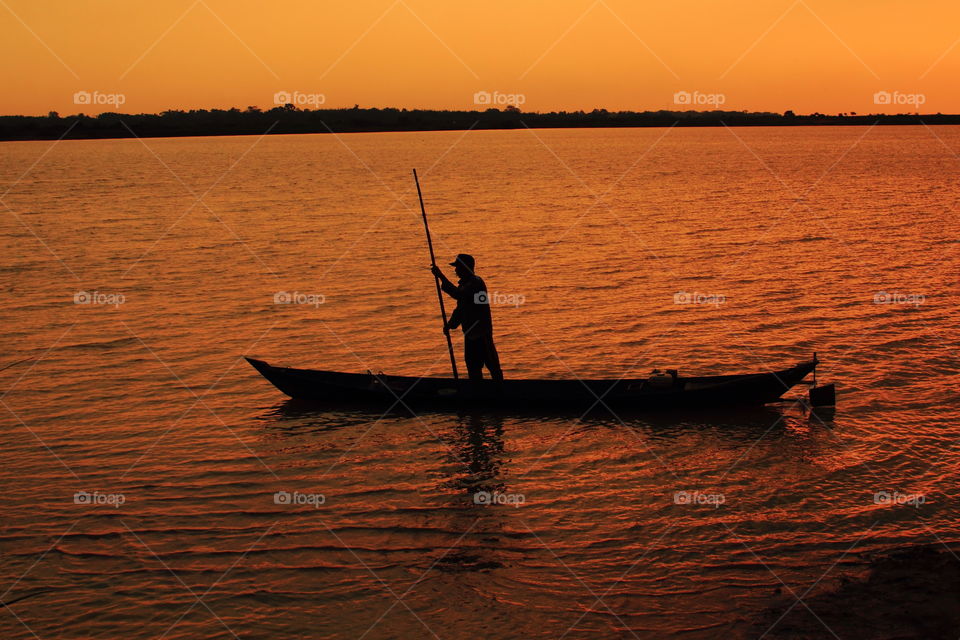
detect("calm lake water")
(1, 126), (958, 639)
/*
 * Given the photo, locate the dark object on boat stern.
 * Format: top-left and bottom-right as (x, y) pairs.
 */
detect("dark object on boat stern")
(807, 352), (837, 407)
(809, 383), (837, 407)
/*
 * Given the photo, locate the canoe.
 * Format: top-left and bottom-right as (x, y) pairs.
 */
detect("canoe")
(245, 356), (819, 412)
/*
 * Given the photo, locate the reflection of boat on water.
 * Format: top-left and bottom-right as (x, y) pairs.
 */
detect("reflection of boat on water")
(245, 356), (823, 413)
(445, 413), (506, 497)
(261, 403), (508, 494)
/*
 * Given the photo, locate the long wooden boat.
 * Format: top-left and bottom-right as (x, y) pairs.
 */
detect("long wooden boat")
(245, 356), (819, 412)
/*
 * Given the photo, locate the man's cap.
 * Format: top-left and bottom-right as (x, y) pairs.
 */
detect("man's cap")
(449, 253), (475, 271)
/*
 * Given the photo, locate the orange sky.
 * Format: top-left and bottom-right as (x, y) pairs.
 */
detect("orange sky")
(2, 0), (959, 116)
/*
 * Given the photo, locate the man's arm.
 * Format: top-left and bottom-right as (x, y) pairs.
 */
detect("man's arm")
(446, 306), (462, 331)
(430, 265), (462, 299)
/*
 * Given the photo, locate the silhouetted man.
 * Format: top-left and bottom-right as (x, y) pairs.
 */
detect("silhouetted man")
(431, 254), (504, 383)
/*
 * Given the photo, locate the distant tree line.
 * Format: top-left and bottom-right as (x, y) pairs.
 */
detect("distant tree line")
(0, 105), (955, 141)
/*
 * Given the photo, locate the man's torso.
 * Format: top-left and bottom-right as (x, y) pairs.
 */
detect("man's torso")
(457, 275), (493, 340)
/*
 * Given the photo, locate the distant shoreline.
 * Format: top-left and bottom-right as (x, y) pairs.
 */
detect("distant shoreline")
(2, 107), (958, 142)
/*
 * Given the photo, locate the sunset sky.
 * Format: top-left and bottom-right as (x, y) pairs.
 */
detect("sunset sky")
(2, 0), (959, 115)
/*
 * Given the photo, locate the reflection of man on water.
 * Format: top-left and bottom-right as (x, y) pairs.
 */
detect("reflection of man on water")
(443, 412), (506, 497)
(431, 254), (504, 383)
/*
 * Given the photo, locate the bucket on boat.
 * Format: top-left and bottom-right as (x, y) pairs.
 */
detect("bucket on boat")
(647, 369), (678, 390)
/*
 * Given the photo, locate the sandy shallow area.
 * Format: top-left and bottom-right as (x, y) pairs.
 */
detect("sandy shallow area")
(752, 545), (960, 639)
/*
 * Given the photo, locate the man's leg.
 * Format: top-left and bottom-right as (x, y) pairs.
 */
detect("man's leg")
(464, 338), (484, 382)
(483, 335), (504, 383)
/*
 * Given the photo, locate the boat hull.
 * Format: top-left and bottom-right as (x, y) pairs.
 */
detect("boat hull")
(245, 357), (818, 413)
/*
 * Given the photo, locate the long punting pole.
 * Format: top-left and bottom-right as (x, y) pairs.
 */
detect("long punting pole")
(413, 169), (459, 380)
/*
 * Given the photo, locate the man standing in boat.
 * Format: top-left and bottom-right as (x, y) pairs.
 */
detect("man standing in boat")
(431, 254), (504, 383)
